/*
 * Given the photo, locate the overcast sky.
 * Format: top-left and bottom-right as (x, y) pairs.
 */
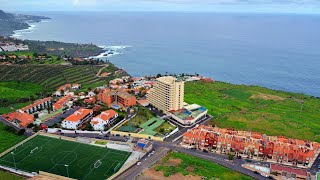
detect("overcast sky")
(1, 0), (320, 14)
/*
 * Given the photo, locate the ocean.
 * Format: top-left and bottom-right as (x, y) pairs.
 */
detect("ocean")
(13, 12), (320, 96)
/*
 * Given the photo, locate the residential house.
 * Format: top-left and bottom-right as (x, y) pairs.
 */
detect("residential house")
(61, 108), (93, 129)
(53, 95), (72, 110)
(182, 125), (320, 165)
(3, 110), (34, 127)
(90, 109), (118, 130)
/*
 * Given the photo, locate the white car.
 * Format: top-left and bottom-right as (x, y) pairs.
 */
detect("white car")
(137, 162), (141, 166)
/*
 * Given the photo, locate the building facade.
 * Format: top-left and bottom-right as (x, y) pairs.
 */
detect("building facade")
(90, 109), (118, 130)
(61, 108), (93, 129)
(98, 89), (136, 109)
(20, 97), (52, 114)
(182, 125), (320, 166)
(147, 76), (184, 113)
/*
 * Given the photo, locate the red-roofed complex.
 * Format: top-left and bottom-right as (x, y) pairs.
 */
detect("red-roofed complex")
(20, 97), (52, 114)
(61, 108), (93, 129)
(53, 95), (72, 110)
(271, 164), (309, 179)
(90, 110), (118, 130)
(182, 125), (320, 166)
(98, 89), (136, 109)
(3, 111), (34, 127)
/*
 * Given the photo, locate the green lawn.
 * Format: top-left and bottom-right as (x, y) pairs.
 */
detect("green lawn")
(129, 107), (155, 127)
(0, 135), (131, 180)
(154, 121), (176, 134)
(0, 123), (26, 153)
(155, 152), (251, 180)
(0, 81), (43, 101)
(0, 171), (24, 180)
(0, 81), (45, 114)
(185, 81), (320, 142)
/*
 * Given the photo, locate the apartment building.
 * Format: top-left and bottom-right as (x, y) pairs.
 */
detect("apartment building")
(147, 76), (184, 113)
(182, 125), (320, 165)
(20, 97), (52, 114)
(61, 108), (93, 129)
(90, 109), (118, 130)
(98, 89), (136, 109)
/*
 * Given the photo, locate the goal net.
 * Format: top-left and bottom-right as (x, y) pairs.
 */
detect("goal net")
(94, 160), (102, 168)
(113, 163), (121, 173)
(30, 147), (39, 154)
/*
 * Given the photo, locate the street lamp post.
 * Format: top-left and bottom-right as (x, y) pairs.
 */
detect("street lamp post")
(11, 152), (17, 170)
(65, 164), (69, 178)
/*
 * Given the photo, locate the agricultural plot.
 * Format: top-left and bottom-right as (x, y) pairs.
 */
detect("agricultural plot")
(0, 135), (131, 180)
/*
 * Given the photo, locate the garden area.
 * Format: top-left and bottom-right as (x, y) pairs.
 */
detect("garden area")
(184, 81), (320, 142)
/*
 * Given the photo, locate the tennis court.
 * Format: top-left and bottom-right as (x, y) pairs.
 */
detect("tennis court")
(0, 135), (131, 180)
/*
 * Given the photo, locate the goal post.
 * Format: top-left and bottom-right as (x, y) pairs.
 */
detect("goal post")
(113, 163), (121, 173)
(30, 147), (39, 154)
(94, 160), (102, 168)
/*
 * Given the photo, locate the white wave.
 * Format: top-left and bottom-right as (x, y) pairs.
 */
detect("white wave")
(11, 24), (37, 38)
(91, 45), (131, 59)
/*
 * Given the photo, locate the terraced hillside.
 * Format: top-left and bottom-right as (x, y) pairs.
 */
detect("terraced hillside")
(0, 64), (128, 91)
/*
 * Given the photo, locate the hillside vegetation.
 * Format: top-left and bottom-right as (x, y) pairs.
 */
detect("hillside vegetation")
(185, 81), (320, 142)
(0, 64), (128, 114)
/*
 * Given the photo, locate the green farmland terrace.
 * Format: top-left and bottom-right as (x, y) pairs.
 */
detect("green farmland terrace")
(0, 64), (127, 91)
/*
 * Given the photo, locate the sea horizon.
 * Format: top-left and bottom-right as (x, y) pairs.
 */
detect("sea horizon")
(12, 11), (320, 97)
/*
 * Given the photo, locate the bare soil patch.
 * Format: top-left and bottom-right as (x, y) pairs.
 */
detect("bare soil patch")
(250, 93), (285, 101)
(141, 167), (201, 180)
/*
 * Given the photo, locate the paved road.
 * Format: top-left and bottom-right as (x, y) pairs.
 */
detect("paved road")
(309, 152), (320, 175)
(44, 107), (80, 127)
(114, 146), (170, 180)
(165, 115), (212, 142)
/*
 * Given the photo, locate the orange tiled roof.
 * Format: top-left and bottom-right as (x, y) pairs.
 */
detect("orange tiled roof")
(3, 111), (34, 127)
(53, 95), (72, 110)
(20, 97), (52, 111)
(94, 110), (118, 122)
(65, 108), (92, 122)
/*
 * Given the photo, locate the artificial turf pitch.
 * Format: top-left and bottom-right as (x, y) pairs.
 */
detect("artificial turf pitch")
(0, 135), (131, 180)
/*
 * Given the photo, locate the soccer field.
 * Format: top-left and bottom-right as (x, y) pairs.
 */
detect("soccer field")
(0, 135), (131, 180)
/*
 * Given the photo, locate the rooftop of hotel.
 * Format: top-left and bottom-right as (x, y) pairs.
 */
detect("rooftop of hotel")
(157, 76), (182, 84)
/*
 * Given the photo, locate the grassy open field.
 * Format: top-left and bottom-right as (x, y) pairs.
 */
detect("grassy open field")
(184, 81), (320, 142)
(151, 152), (251, 180)
(0, 123), (26, 153)
(0, 81), (45, 114)
(0, 135), (131, 180)
(0, 171), (24, 180)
